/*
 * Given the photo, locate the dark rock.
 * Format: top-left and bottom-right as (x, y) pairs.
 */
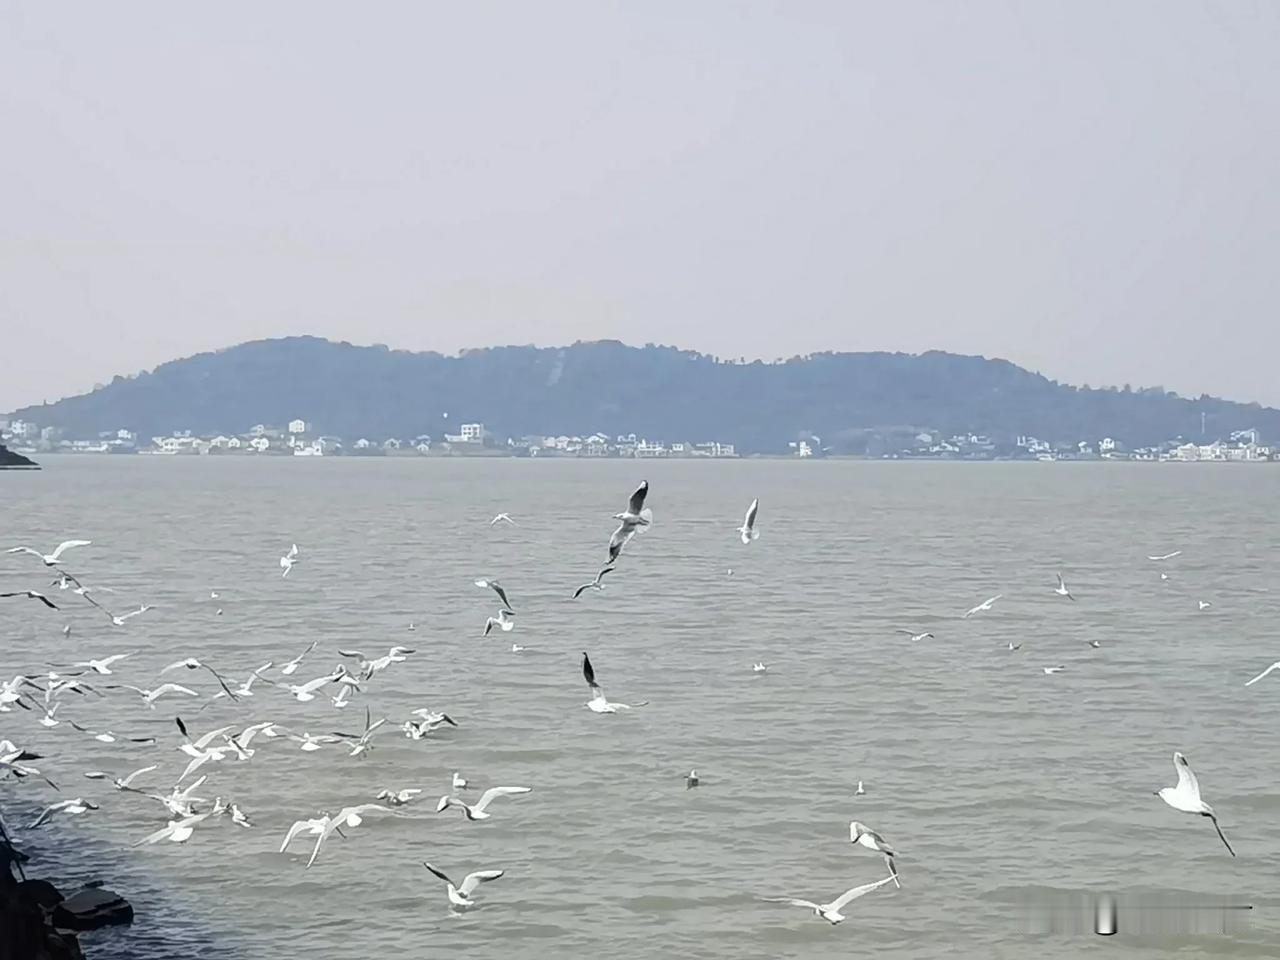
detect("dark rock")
(0, 892), (83, 960)
(15, 878), (64, 909)
(0, 443), (38, 469)
(52, 885), (134, 931)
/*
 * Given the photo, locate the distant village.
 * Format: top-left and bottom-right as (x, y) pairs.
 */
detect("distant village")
(0, 416), (1273, 462)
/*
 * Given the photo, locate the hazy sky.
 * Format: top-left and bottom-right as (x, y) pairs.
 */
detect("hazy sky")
(3, 1), (1279, 412)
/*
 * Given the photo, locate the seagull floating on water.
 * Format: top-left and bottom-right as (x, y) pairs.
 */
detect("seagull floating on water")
(1155, 751), (1235, 856)
(436, 786), (532, 821)
(1198, 600), (1212, 611)
(376, 788), (422, 807)
(854, 780), (865, 796)
(7, 540), (92, 567)
(608, 480), (652, 562)
(423, 862), (505, 909)
(738, 498), (760, 544)
(451, 772), (469, 791)
(963, 595), (1002, 618)
(686, 770), (700, 789)
(752, 662), (767, 673)
(762, 872), (898, 925)
(1042, 665), (1066, 675)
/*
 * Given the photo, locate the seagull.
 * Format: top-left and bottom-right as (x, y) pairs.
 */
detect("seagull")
(1008, 641), (1022, 651)
(1156, 752), (1235, 856)
(330, 685), (353, 708)
(1053, 574), (1074, 600)
(752, 662), (768, 673)
(1160, 571), (1170, 581)
(276, 669), (343, 702)
(0, 752), (58, 789)
(963, 595), (1002, 618)
(762, 873), (898, 924)
(854, 781), (865, 796)
(279, 812), (345, 852)
(608, 480), (652, 562)
(451, 772), (468, 791)
(1086, 639), (1101, 649)
(895, 630), (934, 642)
(0, 590), (58, 609)
(1244, 661), (1280, 687)
(572, 566), (614, 599)
(338, 646), (415, 681)
(1198, 600), (1212, 611)
(280, 543), (300, 577)
(511, 643), (525, 653)
(203, 662), (273, 705)
(490, 513), (517, 526)
(474, 578), (513, 610)
(7, 540), (92, 567)
(161, 657), (240, 700)
(288, 732), (343, 752)
(102, 604), (154, 627)
(738, 498), (760, 544)
(135, 801), (227, 845)
(114, 683), (199, 708)
(581, 652), (646, 713)
(84, 765), (157, 793)
(30, 798), (100, 828)
(66, 720), (156, 745)
(850, 821), (901, 887)
(422, 862), (505, 909)
(483, 609), (515, 636)
(686, 770), (700, 789)
(436, 786), (532, 821)
(147, 776), (210, 819)
(410, 709), (459, 729)
(376, 788), (422, 807)
(1148, 551), (1182, 561)
(333, 706), (387, 757)
(37, 703), (60, 727)
(280, 641), (317, 676)
(228, 803), (253, 828)
(67, 653), (131, 675)
(1042, 665), (1066, 675)
(306, 804), (391, 867)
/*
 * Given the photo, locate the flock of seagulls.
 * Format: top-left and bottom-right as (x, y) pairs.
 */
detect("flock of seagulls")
(0, 477), (1264, 939)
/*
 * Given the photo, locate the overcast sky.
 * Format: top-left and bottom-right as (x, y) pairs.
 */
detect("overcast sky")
(3, 1), (1278, 412)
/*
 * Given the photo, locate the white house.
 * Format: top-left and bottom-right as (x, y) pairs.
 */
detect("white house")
(354, 438), (371, 449)
(249, 436), (271, 452)
(288, 419), (309, 435)
(249, 424), (267, 437)
(383, 438), (402, 450)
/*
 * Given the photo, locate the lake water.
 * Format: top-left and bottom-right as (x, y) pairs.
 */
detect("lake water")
(2, 456), (1278, 959)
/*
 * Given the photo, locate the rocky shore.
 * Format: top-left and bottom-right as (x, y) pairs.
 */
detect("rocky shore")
(0, 443), (39, 469)
(0, 820), (132, 959)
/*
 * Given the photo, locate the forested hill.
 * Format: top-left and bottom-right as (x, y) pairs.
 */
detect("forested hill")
(8, 337), (1277, 453)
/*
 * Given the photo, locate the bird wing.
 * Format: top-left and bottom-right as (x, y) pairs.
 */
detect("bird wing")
(1209, 814), (1236, 857)
(120, 764), (158, 787)
(582, 652), (596, 688)
(48, 540), (91, 560)
(298, 673), (337, 694)
(827, 873), (898, 910)
(280, 820), (312, 852)
(156, 684), (199, 697)
(200, 663), (239, 700)
(6, 546), (41, 558)
(1057, 573), (1066, 589)
(763, 897), (819, 910)
(744, 498), (758, 529)
(572, 583), (592, 599)
(1173, 752), (1201, 802)
(627, 480), (649, 515)
(422, 862), (455, 885)
(490, 583), (512, 609)
(337, 650), (366, 660)
(474, 786), (531, 813)
(1244, 661), (1280, 686)
(457, 869), (505, 896)
(193, 725), (233, 749)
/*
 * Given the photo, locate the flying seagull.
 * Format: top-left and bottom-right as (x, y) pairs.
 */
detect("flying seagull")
(1053, 574), (1074, 600)
(474, 578), (513, 610)
(161, 657), (240, 700)
(280, 641), (317, 676)
(422, 862), (505, 909)
(280, 543), (300, 578)
(895, 630), (934, 642)
(435, 786), (532, 821)
(581, 651), (646, 713)
(306, 804), (391, 867)
(850, 821), (901, 887)
(66, 719), (156, 745)
(112, 683), (199, 708)
(962, 595), (1002, 618)
(1155, 751), (1235, 856)
(572, 566), (614, 599)
(279, 812), (346, 852)
(483, 609), (515, 636)
(1198, 600), (1212, 611)
(762, 873), (898, 925)
(0, 590), (58, 609)
(30, 798), (100, 828)
(84, 765), (157, 793)
(1148, 550), (1182, 561)
(67, 653), (131, 675)
(490, 513), (517, 526)
(738, 498), (760, 544)
(607, 480), (652, 562)
(6, 540), (92, 567)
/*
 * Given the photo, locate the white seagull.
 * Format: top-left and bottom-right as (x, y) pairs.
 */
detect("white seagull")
(483, 609), (515, 636)
(1155, 751), (1235, 856)
(607, 480), (652, 563)
(1042, 665), (1066, 675)
(280, 543), (300, 577)
(84, 765), (157, 793)
(276, 669), (343, 702)
(161, 657), (240, 700)
(738, 497), (760, 544)
(1198, 600), (1212, 611)
(490, 513), (517, 526)
(115, 683), (199, 708)
(572, 566), (614, 599)
(752, 662), (768, 673)
(7, 540), (92, 567)
(854, 780), (865, 796)
(474, 578), (513, 610)
(436, 786), (532, 821)
(306, 804), (391, 867)
(101, 604), (154, 627)
(423, 862), (505, 909)
(30, 798), (100, 828)
(1053, 574), (1074, 600)
(1244, 661), (1280, 687)
(1148, 550), (1182, 561)
(67, 653), (131, 675)
(963, 595), (1002, 618)
(279, 641), (317, 677)
(279, 812), (345, 852)
(135, 801), (227, 845)
(451, 772), (468, 791)
(763, 872), (898, 925)
(581, 651), (646, 713)
(895, 630), (934, 642)
(376, 788), (422, 807)
(850, 821), (901, 887)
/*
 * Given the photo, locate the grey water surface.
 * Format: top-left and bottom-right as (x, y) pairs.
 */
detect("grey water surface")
(2, 457), (1277, 959)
